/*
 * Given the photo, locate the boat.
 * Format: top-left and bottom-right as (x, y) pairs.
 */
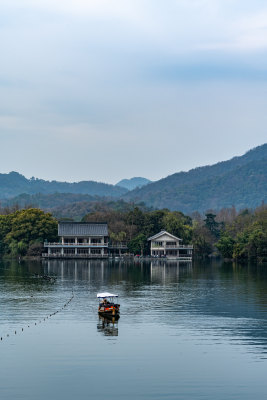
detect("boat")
(97, 292), (120, 319)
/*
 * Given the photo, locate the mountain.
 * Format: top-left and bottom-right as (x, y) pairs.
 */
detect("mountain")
(123, 144), (267, 213)
(0, 192), (100, 208)
(0, 193), (148, 221)
(116, 177), (151, 190)
(0, 172), (128, 199)
(1, 144), (266, 214)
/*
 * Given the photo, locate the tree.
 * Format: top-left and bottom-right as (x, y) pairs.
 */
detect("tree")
(128, 234), (147, 255)
(216, 232), (235, 259)
(232, 223), (267, 262)
(192, 223), (213, 257)
(204, 213), (221, 238)
(162, 211), (192, 244)
(109, 231), (127, 243)
(3, 208), (57, 256)
(126, 207), (145, 239)
(27, 242), (44, 256)
(142, 210), (166, 238)
(0, 214), (13, 254)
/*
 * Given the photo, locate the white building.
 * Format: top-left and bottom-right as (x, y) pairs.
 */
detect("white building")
(148, 231), (193, 260)
(44, 222), (109, 258)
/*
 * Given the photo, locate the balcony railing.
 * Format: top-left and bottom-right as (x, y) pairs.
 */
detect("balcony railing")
(44, 242), (108, 247)
(44, 242), (128, 249)
(42, 253), (108, 258)
(108, 244), (128, 249)
(151, 245), (193, 249)
(166, 245), (193, 250)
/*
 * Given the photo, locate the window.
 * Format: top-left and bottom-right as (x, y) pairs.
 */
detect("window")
(64, 248), (75, 254)
(91, 249), (101, 254)
(77, 248), (89, 254)
(51, 248), (61, 254)
(91, 238), (102, 244)
(64, 238), (75, 244)
(153, 241), (163, 247)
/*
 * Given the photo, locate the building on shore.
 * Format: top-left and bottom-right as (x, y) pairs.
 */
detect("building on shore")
(147, 231), (193, 260)
(43, 222), (127, 259)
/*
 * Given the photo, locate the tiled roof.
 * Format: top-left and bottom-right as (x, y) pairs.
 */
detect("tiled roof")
(58, 222), (108, 237)
(147, 230), (182, 241)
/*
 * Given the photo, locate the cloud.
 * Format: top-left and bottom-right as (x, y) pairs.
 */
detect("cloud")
(5, 0), (144, 21)
(1, 0), (267, 182)
(4, 0), (267, 55)
(200, 9), (267, 51)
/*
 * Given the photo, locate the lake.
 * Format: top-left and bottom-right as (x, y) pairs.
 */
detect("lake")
(1, 258), (267, 399)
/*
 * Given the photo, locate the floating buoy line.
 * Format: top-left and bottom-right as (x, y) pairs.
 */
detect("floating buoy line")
(1, 290), (74, 342)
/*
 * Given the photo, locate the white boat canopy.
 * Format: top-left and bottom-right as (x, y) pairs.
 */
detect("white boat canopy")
(97, 292), (118, 298)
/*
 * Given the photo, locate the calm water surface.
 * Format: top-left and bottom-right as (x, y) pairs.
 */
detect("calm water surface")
(1, 259), (267, 399)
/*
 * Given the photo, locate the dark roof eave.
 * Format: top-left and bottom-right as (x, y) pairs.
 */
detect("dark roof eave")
(58, 222), (108, 236)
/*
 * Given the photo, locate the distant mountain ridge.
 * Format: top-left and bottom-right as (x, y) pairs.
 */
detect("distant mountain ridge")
(1, 144), (266, 213)
(123, 144), (267, 212)
(0, 172), (128, 199)
(116, 177), (151, 190)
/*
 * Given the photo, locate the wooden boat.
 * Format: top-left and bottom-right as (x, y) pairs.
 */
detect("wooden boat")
(97, 292), (120, 318)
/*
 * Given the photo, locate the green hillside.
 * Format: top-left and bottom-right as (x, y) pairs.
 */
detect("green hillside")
(0, 193), (148, 221)
(123, 144), (267, 212)
(1, 144), (266, 214)
(0, 172), (128, 199)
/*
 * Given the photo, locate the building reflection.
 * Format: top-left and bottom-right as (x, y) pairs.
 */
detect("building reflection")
(3, 259), (267, 357)
(42, 259), (193, 284)
(43, 259), (106, 281)
(97, 316), (119, 337)
(150, 260), (192, 284)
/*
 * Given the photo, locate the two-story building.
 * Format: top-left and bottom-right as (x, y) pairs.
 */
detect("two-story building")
(148, 231), (193, 260)
(43, 222), (109, 258)
(43, 224), (192, 260)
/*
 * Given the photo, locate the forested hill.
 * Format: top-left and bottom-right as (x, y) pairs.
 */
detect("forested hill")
(0, 193), (142, 221)
(116, 177), (151, 190)
(1, 144), (267, 213)
(0, 172), (128, 199)
(123, 144), (267, 213)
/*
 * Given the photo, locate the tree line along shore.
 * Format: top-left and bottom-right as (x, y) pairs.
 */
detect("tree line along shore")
(0, 204), (266, 262)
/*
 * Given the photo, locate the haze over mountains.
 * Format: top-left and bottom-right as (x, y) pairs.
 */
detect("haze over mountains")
(124, 143), (267, 213)
(0, 144), (266, 214)
(116, 177), (151, 191)
(0, 172), (127, 199)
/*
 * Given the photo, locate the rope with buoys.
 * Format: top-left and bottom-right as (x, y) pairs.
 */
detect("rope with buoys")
(0, 289), (74, 342)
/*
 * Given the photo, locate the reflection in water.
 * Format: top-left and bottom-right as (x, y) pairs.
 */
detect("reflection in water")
(150, 260), (192, 283)
(43, 259), (193, 284)
(40, 258), (267, 355)
(1, 259), (267, 399)
(97, 316), (119, 336)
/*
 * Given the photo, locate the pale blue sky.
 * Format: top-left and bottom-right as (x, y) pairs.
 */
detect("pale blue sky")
(0, 0), (267, 183)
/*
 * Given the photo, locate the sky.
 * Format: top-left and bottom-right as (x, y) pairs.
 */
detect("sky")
(0, 0), (267, 184)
